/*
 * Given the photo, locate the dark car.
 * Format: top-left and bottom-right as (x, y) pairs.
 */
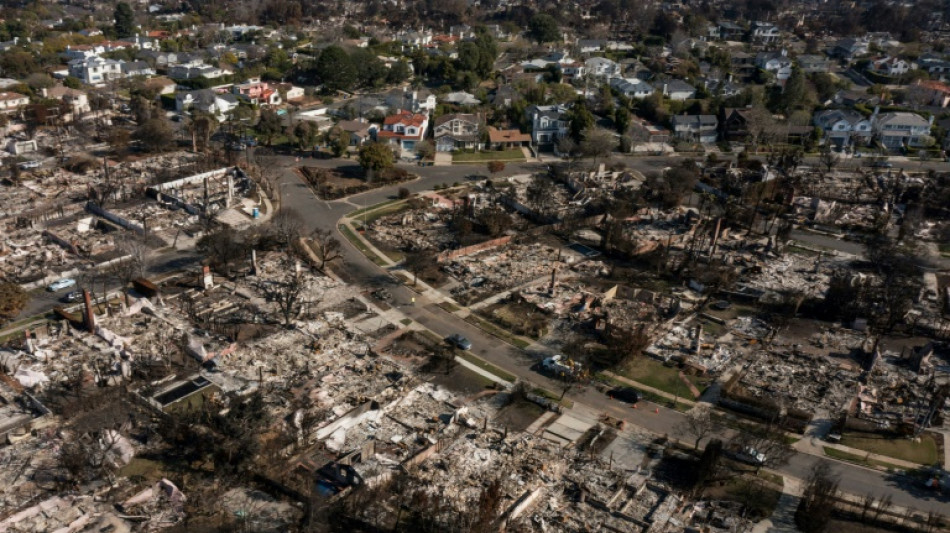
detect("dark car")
(869, 160), (893, 168)
(711, 300), (732, 310)
(608, 387), (640, 404)
(446, 334), (472, 350)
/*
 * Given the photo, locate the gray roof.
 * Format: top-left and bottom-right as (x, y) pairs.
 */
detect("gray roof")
(673, 115), (718, 127)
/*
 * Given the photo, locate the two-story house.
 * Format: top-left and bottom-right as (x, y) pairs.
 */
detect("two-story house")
(755, 50), (792, 83)
(609, 77), (654, 99)
(120, 61), (156, 78)
(585, 57), (621, 80)
(672, 115), (718, 143)
(232, 78), (281, 106)
(662, 80), (696, 101)
(0, 91), (29, 113)
(42, 86), (90, 115)
(68, 57), (123, 85)
(385, 89), (436, 115)
(813, 109), (872, 148)
(433, 113), (484, 152)
(872, 110), (932, 149)
(168, 60), (229, 80)
(175, 89), (240, 121)
(831, 38), (869, 61)
(378, 110), (428, 153)
(798, 55), (831, 74)
(526, 104), (570, 149)
(868, 57), (914, 77)
(750, 22), (780, 44)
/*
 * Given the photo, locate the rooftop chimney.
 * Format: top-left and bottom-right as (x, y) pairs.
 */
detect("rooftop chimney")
(83, 289), (95, 331)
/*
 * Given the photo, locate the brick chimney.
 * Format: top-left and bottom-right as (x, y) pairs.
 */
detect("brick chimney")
(83, 289), (95, 331)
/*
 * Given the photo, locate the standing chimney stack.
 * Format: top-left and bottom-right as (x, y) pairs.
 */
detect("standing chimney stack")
(83, 289), (95, 331)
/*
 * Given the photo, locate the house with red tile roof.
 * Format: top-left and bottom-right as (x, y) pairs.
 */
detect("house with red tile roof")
(377, 110), (429, 152)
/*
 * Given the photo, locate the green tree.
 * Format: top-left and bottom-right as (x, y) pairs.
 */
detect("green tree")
(63, 76), (82, 89)
(358, 142), (394, 180)
(614, 106), (631, 134)
(114, 2), (135, 38)
(352, 48), (388, 89)
(387, 60), (412, 85)
(134, 117), (174, 152)
(256, 109), (283, 146)
(529, 14), (560, 43)
(0, 282), (27, 323)
(567, 101), (594, 141)
(315, 45), (356, 92)
(293, 121), (318, 151)
(325, 126), (349, 156)
(781, 67), (806, 112)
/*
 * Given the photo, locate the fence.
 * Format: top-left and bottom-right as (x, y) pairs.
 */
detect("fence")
(436, 236), (512, 263)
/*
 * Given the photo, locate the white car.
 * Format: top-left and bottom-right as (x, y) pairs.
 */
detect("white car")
(18, 161), (41, 170)
(46, 278), (77, 292)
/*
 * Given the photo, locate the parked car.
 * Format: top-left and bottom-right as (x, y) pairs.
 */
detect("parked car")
(733, 447), (767, 466)
(63, 290), (84, 303)
(446, 334), (472, 350)
(47, 278), (77, 292)
(18, 161), (41, 170)
(608, 387), (640, 404)
(711, 300), (732, 310)
(229, 142), (247, 151)
(541, 354), (583, 378)
(869, 160), (893, 168)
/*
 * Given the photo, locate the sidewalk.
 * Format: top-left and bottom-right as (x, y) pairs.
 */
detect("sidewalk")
(601, 370), (697, 409)
(751, 476), (802, 533)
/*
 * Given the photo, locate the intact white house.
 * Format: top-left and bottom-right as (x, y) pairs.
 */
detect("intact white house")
(68, 57), (123, 84)
(526, 104), (570, 148)
(813, 109), (872, 147)
(872, 110), (932, 149)
(175, 90), (240, 121)
(585, 57), (620, 80)
(609, 77), (654, 99)
(0, 91), (29, 113)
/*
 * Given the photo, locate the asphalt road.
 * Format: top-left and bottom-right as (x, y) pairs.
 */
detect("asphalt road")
(18, 249), (201, 319)
(264, 152), (948, 512)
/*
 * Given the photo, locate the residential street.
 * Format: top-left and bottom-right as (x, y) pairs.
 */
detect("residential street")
(264, 151), (950, 514)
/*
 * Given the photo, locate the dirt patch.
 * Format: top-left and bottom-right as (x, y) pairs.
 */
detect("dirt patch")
(494, 400), (545, 433)
(429, 364), (495, 395)
(480, 300), (551, 338)
(299, 166), (413, 200)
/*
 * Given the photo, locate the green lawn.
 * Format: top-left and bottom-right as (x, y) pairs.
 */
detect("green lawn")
(939, 243), (950, 258)
(839, 434), (940, 465)
(823, 446), (909, 471)
(464, 314), (532, 349)
(452, 149), (525, 162)
(338, 224), (389, 267)
(356, 201), (410, 226)
(438, 301), (461, 313)
(594, 372), (692, 412)
(616, 357), (705, 400)
(456, 351), (517, 383)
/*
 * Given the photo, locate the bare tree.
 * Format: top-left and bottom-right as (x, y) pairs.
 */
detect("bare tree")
(268, 208), (307, 250)
(108, 234), (150, 288)
(795, 461), (840, 533)
(677, 407), (720, 450)
(730, 421), (793, 474)
(311, 228), (343, 270)
(261, 270), (309, 327)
